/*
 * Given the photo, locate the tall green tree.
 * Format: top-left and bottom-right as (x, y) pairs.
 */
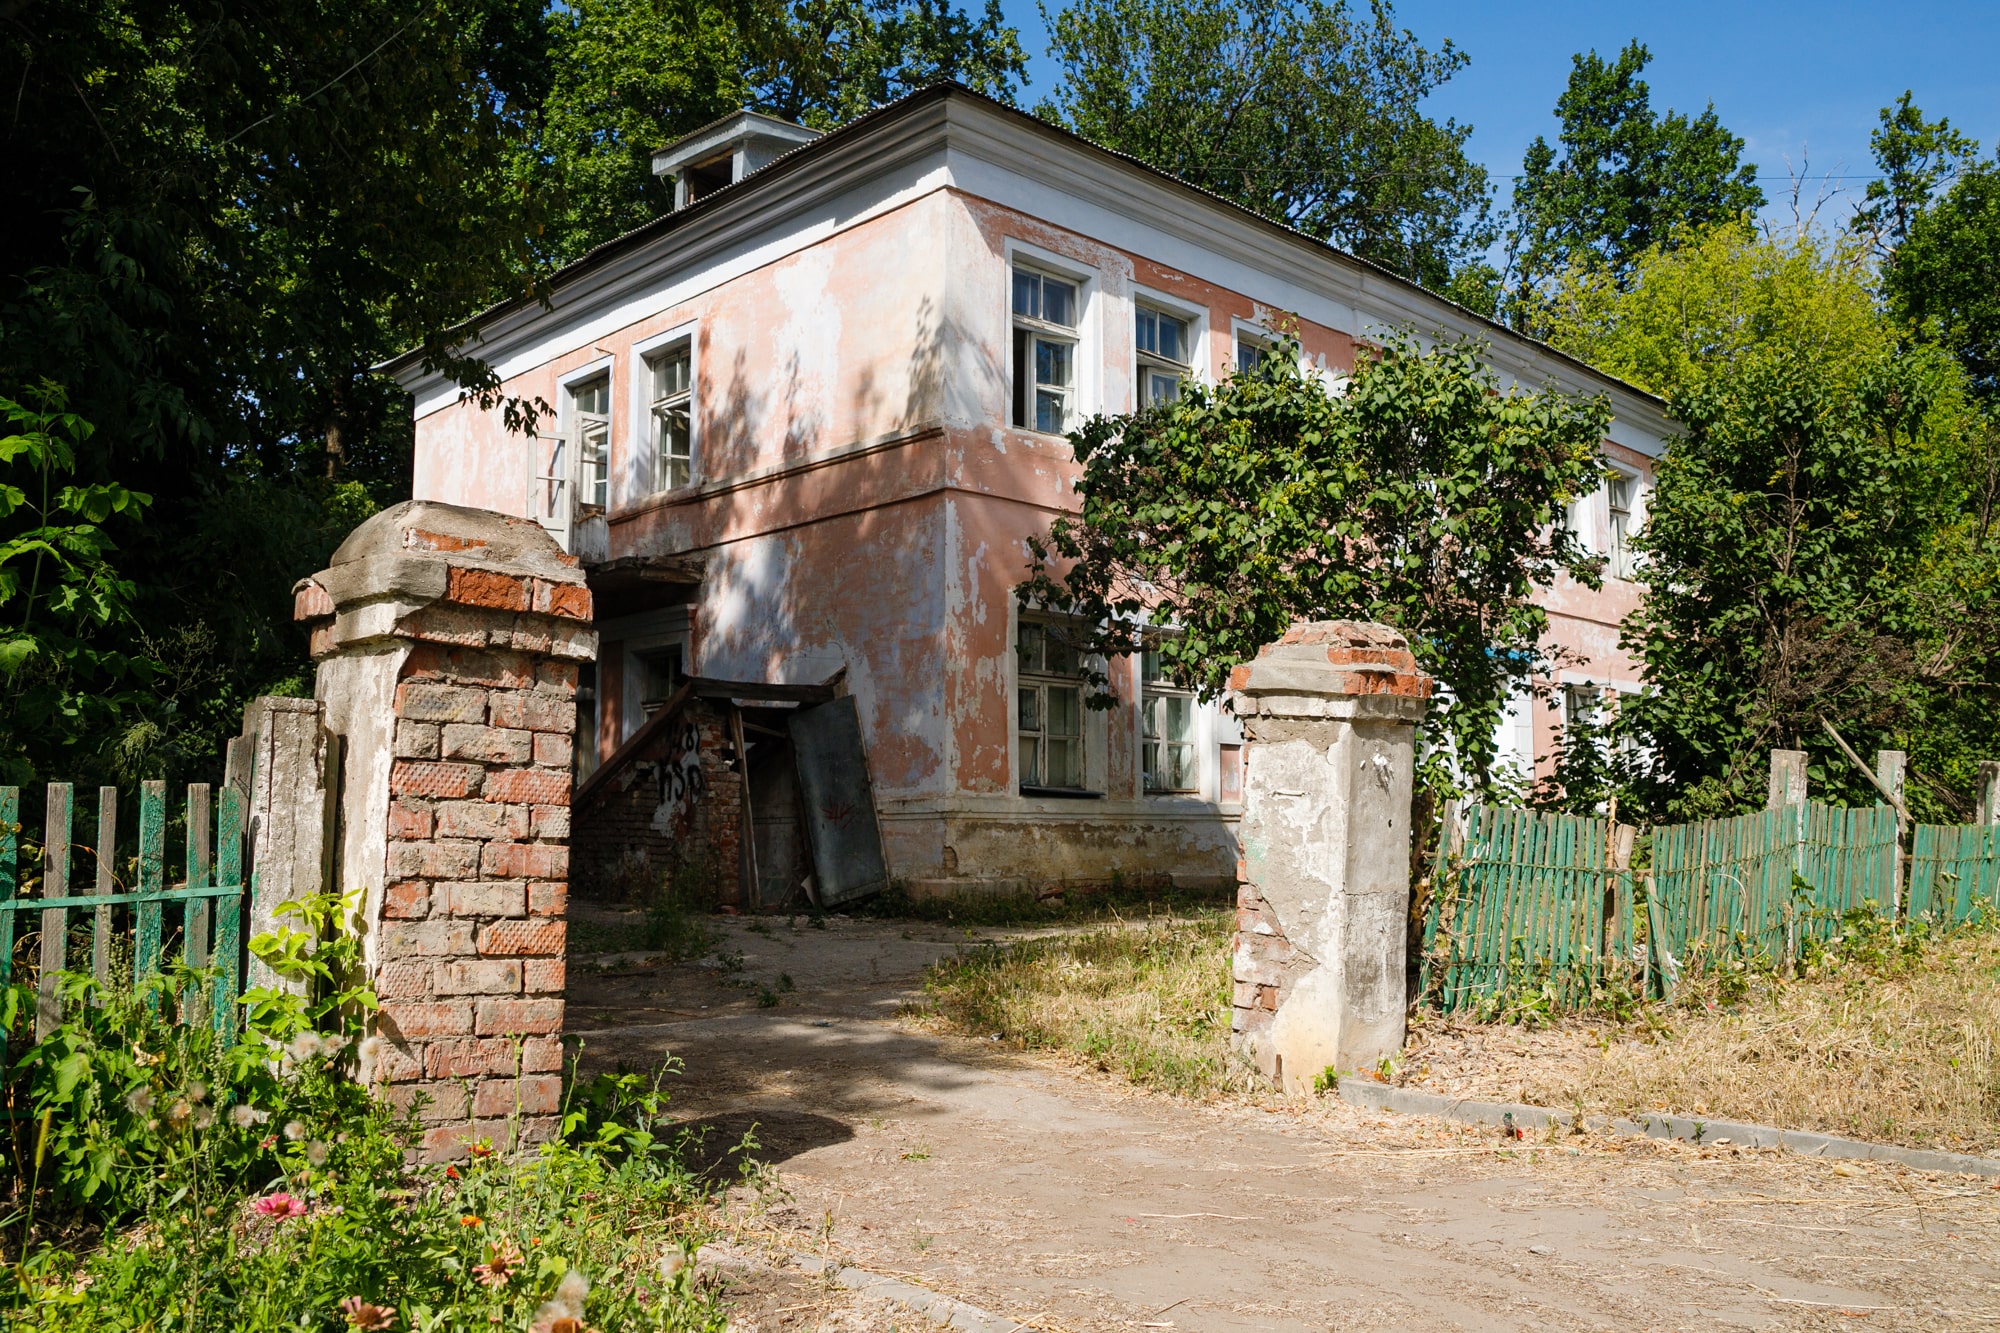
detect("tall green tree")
(1885, 157), (2000, 400)
(1035, 0), (1494, 292)
(1503, 42), (1762, 326)
(1850, 92), (1979, 259)
(1021, 335), (1608, 795)
(1, 0), (553, 783)
(1546, 224), (1999, 821)
(530, 0), (1027, 264)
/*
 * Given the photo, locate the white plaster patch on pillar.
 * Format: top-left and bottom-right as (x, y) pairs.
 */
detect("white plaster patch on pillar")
(1228, 620), (1430, 1093)
(314, 646), (408, 975)
(237, 696), (339, 994)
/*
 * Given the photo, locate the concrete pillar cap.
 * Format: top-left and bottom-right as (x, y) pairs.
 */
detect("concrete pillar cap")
(292, 501), (595, 661)
(1227, 619), (1430, 722)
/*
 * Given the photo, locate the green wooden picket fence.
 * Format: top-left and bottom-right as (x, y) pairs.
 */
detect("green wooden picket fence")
(1421, 798), (1964, 1013)
(0, 782), (247, 1044)
(1649, 803), (1898, 981)
(1908, 823), (2000, 924)
(1419, 803), (1642, 1011)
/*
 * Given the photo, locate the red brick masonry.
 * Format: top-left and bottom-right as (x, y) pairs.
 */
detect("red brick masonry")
(296, 523), (590, 1159)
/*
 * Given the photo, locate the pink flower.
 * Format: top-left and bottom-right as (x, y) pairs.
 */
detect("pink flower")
(338, 1296), (397, 1329)
(251, 1192), (309, 1220)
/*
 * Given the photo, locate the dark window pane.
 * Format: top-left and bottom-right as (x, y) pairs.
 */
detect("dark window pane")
(1042, 278), (1076, 328)
(1013, 269), (1038, 319)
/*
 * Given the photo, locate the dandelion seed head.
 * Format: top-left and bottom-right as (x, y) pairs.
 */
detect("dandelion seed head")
(554, 1267), (589, 1312)
(286, 1031), (324, 1062)
(283, 1120), (306, 1142)
(192, 1106), (215, 1130)
(229, 1103), (260, 1129)
(305, 1140), (330, 1167)
(125, 1087), (154, 1114)
(186, 1080), (207, 1103)
(168, 1100), (193, 1125)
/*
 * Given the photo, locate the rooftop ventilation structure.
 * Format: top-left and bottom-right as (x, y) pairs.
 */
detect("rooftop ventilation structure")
(652, 110), (822, 211)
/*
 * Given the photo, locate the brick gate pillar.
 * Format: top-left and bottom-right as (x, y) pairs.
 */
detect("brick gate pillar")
(1228, 621), (1430, 1092)
(294, 500), (595, 1158)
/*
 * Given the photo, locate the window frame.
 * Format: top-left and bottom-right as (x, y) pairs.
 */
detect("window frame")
(1605, 466), (1642, 581)
(1131, 285), (1205, 411)
(631, 321), (700, 500)
(1139, 647), (1199, 794)
(1231, 321), (1276, 378)
(1014, 616), (1092, 794)
(550, 357), (615, 530)
(1005, 243), (1095, 436)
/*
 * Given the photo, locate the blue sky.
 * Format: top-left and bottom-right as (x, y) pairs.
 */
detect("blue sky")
(998, 0), (2000, 228)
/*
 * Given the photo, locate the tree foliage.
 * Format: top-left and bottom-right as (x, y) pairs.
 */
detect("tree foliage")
(1021, 335), (1608, 794)
(1546, 224), (2000, 821)
(1850, 92), (1980, 259)
(531, 0), (1027, 264)
(1885, 156), (2000, 401)
(1501, 41), (1763, 325)
(0, 0), (1025, 784)
(1036, 0), (1494, 292)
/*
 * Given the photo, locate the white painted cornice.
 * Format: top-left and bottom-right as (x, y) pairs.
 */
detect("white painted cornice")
(388, 85), (1672, 454)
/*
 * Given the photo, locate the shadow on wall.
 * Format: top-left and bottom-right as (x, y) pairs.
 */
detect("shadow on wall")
(675, 288), (1006, 799)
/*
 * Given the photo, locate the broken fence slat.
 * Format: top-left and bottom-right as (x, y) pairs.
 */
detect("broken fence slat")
(93, 786), (116, 998)
(135, 780), (166, 1005)
(37, 784), (72, 1039)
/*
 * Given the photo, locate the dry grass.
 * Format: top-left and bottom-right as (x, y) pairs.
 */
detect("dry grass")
(1409, 923), (2000, 1154)
(909, 911), (1243, 1098)
(918, 902), (2000, 1154)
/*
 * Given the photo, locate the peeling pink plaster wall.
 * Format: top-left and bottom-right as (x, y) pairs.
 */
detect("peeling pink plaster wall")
(409, 176), (1656, 882)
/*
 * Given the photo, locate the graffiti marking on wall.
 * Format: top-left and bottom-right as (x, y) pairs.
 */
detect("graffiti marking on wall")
(650, 717), (706, 834)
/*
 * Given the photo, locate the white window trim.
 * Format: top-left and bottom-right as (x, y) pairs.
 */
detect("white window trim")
(1137, 654), (1199, 796)
(1603, 463), (1645, 581)
(1130, 283), (1209, 412)
(537, 356), (615, 538)
(1009, 603), (1108, 795)
(1004, 239), (1099, 435)
(629, 321), (701, 505)
(1229, 317), (1281, 377)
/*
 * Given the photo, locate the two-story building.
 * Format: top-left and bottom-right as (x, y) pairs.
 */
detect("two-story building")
(381, 84), (1669, 903)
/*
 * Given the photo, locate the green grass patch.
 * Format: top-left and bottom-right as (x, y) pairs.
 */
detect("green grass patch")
(858, 880), (1234, 928)
(912, 910), (1244, 1098)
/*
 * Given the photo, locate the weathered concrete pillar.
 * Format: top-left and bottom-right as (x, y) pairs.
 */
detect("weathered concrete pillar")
(1873, 750), (1907, 813)
(234, 697), (339, 993)
(1768, 749), (1809, 809)
(1227, 621), (1430, 1092)
(1980, 761), (2000, 827)
(294, 501), (594, 1159)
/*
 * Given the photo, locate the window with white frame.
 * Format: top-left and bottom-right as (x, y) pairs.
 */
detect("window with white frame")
(646, 340), (694, 491)
(1016, 619), (1086, 790)
(1235, 331), (1272, 376)
(1012, 266), (1079, 433)
(568, 373), (611, 509)
(1135, 304), (1192, 407)
(1140, 648), (1196, 793)
(1606, 471), (1639, 580)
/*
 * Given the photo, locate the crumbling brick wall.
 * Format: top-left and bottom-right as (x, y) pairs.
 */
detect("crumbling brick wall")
(372, 641), (576, 1152)
(571, 697), (742, 907)
(1231, 882), (1296, 1050)
(295, 499), (592, 1160)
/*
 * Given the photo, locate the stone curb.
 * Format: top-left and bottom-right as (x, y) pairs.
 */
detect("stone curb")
(788, 1255), (1027, 1332)
(1336, 1079), (2000, 1178)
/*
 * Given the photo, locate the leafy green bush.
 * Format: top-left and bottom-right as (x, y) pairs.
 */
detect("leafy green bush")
(0, 886), (733, 1330)
(5, 1073), (729, 1332)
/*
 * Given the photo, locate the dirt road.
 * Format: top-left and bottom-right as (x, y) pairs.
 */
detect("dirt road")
(569, 908), (2000, 1332)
